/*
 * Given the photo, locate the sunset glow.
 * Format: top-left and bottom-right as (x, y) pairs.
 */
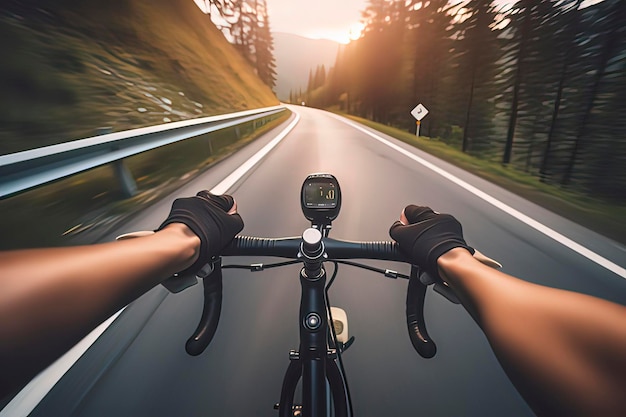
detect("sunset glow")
(307, 22), (365, 44)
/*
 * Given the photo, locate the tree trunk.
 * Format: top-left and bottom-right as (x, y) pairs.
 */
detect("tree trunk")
(462, 65), (477, 153)
(503, 2), (533, 165)
(562, 0), (624, 185)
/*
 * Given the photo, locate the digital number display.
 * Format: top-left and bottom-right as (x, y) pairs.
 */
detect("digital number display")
(301, 173), (341, 223)
(303, 181), (337, 208)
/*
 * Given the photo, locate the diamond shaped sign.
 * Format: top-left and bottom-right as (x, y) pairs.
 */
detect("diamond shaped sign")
(411, 104), (429, 121)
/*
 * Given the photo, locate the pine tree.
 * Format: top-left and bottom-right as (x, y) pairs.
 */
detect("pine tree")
(448, 0), (500, 155)
(355, 0), (407, 123)
(253, 0), (277, 89)
(406, 0), (456, 137)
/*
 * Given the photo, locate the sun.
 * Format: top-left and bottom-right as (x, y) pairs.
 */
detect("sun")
(348, 22), (365, 42)
(307, 22), (366, 45)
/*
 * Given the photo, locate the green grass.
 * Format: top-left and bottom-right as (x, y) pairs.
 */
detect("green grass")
(0, 0), (283, 250)
(4, 0), (622, 247)
(0, 111), (290, 250)
(342, 114), (626, 245)
(0, 0), (278, 154)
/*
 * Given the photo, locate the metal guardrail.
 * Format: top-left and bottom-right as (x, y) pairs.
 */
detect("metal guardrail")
(0, 105), (287, 199)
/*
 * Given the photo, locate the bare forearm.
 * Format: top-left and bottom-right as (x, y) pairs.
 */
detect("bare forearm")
(0, 224), (199, 397)
(438, 249), (626, 416)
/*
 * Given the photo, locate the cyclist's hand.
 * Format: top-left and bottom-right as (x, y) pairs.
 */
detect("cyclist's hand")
(389, 205), (474, 277)
(158, 191), (244, 274)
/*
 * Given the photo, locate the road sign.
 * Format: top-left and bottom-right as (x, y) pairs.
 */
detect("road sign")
(411, 104), (429, 137)
(411, 104), (429, 121)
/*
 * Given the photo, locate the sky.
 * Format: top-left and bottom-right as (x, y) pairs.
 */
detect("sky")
(199, 0), (604, 44)
(264, 0), (369, 44)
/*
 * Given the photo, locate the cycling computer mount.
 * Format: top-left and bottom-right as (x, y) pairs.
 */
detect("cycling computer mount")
(301, 173), (341, 225)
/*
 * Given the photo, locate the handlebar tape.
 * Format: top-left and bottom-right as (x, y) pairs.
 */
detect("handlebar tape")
(185, 261), (223, 356)
(224, 235), (409, 262)
(406, 266), (437, 358)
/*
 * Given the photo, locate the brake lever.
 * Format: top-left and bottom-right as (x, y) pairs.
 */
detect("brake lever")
(406, 265), (437, 358)
(186, 258), (223, 356)
(115, 231), (223, 355)
(419, 271), (460, 304)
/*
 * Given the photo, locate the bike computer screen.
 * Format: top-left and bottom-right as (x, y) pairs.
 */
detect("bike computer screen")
(301, 173), (341, 223)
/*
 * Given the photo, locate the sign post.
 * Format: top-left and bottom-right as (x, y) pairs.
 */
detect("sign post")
(410, 104), (429, 137)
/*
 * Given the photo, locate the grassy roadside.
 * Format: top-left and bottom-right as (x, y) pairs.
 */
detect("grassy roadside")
(0, 0), (282, 250)
(0, 0), (278, 154)
(343, 114), (626, 246)
(0, 111), (291, 250)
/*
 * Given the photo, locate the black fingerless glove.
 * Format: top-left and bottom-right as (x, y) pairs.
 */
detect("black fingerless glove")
(389, 205), (473, 276)
(158, 191), (244, 275)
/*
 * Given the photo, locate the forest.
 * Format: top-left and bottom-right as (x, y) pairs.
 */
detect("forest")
(200, 0), (277, 89)
(301, 0), (626, 203)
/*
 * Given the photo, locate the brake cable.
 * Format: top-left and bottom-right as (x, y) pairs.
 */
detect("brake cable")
(325, 261), (354, 417)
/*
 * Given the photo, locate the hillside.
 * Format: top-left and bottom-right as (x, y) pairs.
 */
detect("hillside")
(272, 32), (340, 101)
(0, 0), (278, 155)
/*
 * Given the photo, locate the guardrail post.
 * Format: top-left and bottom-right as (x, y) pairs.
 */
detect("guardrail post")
(207, 137), (214, 156)
(97, 127), (137, 198)
(0, 105), (285, 199)
(113, 160), (137, 198)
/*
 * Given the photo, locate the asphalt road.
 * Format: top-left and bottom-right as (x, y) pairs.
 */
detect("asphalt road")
(23, 106), (626, 416)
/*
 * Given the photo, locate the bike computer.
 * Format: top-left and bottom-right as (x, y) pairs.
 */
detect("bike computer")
(301, 173), (341, 224)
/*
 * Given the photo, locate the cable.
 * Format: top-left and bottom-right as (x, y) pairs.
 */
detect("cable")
(334, 260), (410, 279)
(325, 262), (354, 416)
(222, 260), (301, 270)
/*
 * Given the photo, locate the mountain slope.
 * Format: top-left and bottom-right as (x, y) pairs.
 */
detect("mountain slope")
(272, 32), (340, 101)
(0, 0), (278, 154)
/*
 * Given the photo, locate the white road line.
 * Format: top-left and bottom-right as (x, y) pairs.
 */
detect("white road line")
(211, 112), (300, 194)
(1, 112), (300, 417)
(0, 310), (124, 417)
(333, 115), (626, 280)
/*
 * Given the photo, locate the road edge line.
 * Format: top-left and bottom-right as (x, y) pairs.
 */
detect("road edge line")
(0, 112), (300, 417)
(333, 115), (626, 280)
